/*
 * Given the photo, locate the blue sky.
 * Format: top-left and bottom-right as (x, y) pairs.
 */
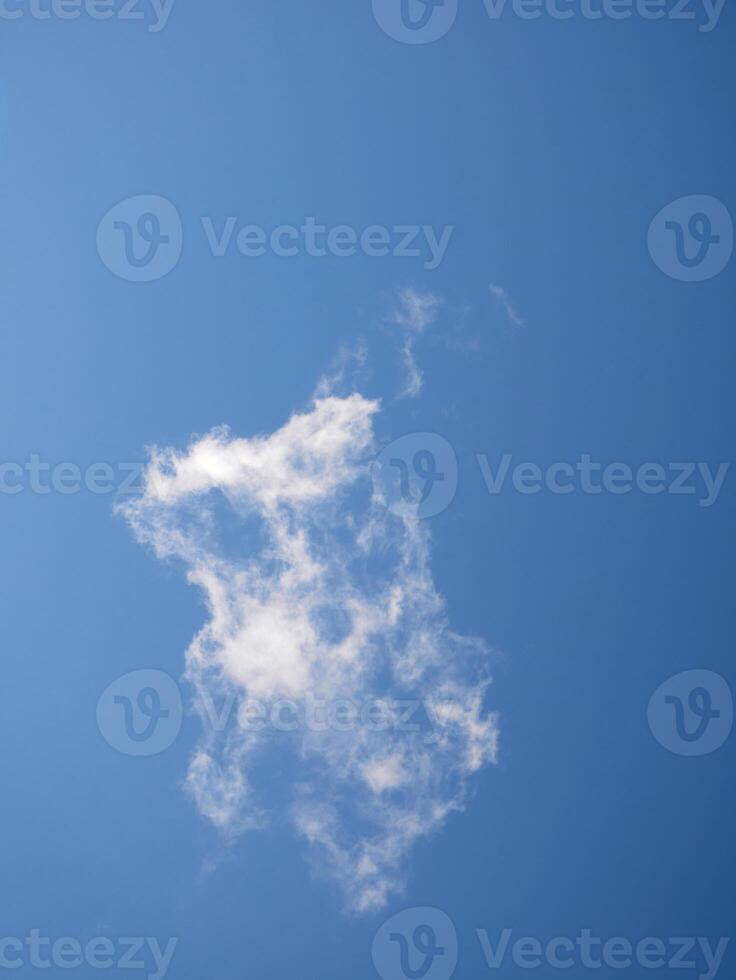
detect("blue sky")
(0, 2), (734, 979)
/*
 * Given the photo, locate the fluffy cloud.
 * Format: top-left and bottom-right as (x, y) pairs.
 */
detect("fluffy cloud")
(119, 384), (498, 913)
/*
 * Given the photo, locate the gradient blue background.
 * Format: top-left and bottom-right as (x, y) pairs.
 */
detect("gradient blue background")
(0, 1), (733, 977)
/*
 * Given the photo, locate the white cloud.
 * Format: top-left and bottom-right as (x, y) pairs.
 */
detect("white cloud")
(490, 283), (524, 327)
(118, 383), (498, 913)
(362, 755), (407, 793)
(392, 287), (439, 335)
(390, 287), (440, 398)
